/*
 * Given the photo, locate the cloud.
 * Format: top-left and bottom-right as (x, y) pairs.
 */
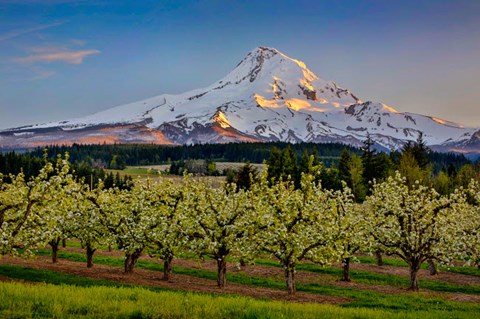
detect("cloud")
(0, 22), (64, 42)
(8, 40), (100, 81)
(30, 70), (56, 80)
(14, 49), (101, 64)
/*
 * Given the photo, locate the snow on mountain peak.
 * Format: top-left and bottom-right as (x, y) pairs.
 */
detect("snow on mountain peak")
(214, 46), (360, 113)
(1, 46), (479, 156)
(221, 46), (317, 88)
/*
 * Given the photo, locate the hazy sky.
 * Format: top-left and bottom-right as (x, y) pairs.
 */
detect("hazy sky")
(1, 0), (479, 130)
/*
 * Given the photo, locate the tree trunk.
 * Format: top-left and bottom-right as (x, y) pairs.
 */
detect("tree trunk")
(163, 256), (173, 281)
(124, 249), (142, 273)
(376, 250), (384, 266)
(427, 259), (438, 275)
(408, 261), (420, 291)
(239, 259), (246, 267)
(285, 268), (296, 294)
(50, 239), (60, 264)
(62, 238), (67, 248)
(341, 257), (351, 282)
(216, 258), (227, 288)
(86, 244), (96, 268)
(124, 254), (133, 273)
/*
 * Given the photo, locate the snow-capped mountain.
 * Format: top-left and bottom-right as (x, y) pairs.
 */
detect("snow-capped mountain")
(1, 46), (479, 155)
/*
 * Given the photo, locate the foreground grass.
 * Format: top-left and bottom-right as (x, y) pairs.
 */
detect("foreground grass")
(5, 250), (480, 315)
(0, 280), (478, 319)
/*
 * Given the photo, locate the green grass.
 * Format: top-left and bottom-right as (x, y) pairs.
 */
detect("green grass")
(18, 249), (480, 314)
(356, 255), (410, 267)
(445, 265), (480, 277)
(356, 255), (480, 277)
(105, 166), (160, 178)
(0, 264), (128, 288)
(255, 259), (480, 295)
(2, 281), (477, 319)
(37, 249), (480, 298)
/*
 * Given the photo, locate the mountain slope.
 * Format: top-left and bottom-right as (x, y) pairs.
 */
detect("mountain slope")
(1, 47), (479, 154)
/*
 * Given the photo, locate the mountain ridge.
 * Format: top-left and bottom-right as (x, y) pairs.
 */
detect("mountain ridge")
(1, 46), (479, 155)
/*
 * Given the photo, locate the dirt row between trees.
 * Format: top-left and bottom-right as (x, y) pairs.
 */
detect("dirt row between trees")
(1, 247), (479, 304)
(64, 247), (480, 287)
(0, 256), (347, 304)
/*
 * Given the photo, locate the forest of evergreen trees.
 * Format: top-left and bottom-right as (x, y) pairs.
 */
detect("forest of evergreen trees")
(254, 135), (480, 201)
(23, 142), (357, 168)
(19, 141), (472, 170)
(1, 140), (477, 194)
(0, 152), (132, 190)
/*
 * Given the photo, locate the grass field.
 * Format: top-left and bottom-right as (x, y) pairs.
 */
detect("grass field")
(1, 243), (480, 318)
(105, 167), (226, 187)
(3, 281), (472, 319)
(106, 162), (266, 179)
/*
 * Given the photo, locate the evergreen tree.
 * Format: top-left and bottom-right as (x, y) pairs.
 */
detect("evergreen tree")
(235, 162), (259, 191)
(359, 135), (393, 193)
(104, 172), (114, 189)
(373, 152), (393, 182)
(361, 133), (377, 185)
(447, 163), (457, 179)
(281, 145), (297, 182)
(338, 148), (352, 186)
(115, 172), (122, 187)
(412, 132), (430, 169)
(267, 147), (283, 183)
(298, 150), (310, 174)
(319, 165), (341, 191)
(296, 150), (311, 186)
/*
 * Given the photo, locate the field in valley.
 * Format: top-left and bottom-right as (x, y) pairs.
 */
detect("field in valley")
(106, 162), (266, 177)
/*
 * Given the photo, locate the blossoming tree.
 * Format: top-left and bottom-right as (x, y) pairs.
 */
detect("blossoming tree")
(365, 172), (466, 290)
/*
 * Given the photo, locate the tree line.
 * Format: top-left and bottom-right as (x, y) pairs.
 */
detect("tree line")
(258, 134), (479, 202)
(0, 152), (132, 190)
(24, 142), (357, 168)
(1, 152), (479, 294)
(22, 141), (472, 170)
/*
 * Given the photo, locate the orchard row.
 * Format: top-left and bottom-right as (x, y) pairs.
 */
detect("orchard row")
(1, 154), (479, 294)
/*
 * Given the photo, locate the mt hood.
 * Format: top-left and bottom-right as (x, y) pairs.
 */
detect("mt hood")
(1, 46), (479, 155)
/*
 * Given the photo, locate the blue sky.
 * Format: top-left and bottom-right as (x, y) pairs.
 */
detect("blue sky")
(1, 0), (479, 129)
